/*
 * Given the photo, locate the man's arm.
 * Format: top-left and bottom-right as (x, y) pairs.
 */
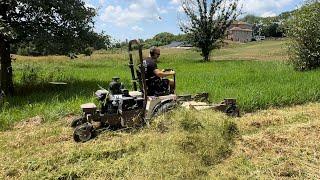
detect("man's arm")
(154, 69), (175, 78)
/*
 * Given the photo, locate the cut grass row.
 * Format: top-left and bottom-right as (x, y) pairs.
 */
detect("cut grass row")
(211, 103), (320, 179)
(0, 110), (237, 179)
(1, 102), (319, 179)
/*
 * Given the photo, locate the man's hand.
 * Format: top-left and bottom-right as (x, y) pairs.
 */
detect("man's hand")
(162, 69), (175, 75)
(155, 69), (175, 78)
(169, 70), (175, 75)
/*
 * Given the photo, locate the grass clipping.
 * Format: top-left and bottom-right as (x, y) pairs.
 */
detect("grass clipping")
(0, 109), (237, 179)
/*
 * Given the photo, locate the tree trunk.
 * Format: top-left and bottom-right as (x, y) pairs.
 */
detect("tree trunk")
(202, 48), (210, 62)
(0, 38), (14, 96)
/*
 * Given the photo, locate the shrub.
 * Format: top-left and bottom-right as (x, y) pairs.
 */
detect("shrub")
(83, 47), (94, 56)
(17, 46), (30, 56)
(20, 65), (39, 85)
(287, 2), (320, 70)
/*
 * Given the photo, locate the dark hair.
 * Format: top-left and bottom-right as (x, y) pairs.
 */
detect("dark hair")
(150, 46), (158, 56)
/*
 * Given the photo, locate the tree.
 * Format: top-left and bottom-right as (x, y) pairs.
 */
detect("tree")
(83, 31), (110, 51)
(0, 0), (96, 95)
(241, 14), (261, 24)
(261, 23), (284, 37)
(153, 32), (175, 45)
(173, 34), (188, 42)
(179, 0), (240, 61)
(287, 1), (320, 70)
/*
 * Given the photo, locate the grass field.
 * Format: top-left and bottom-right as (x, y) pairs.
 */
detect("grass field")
(1, 39), (319, 129)
(0, 39), (319, 179)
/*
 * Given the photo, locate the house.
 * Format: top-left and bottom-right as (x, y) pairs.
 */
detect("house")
(227, 21), (253, 43)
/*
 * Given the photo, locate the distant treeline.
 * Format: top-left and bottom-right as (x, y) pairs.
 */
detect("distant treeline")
(112, 32), (188, 49)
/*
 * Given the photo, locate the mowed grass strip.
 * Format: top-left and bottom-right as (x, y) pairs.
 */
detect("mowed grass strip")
(1, 39), (320, 129)
(210, 103), (320, 179)
(1, 103), (319, 179)
(0, 110), (237, 179)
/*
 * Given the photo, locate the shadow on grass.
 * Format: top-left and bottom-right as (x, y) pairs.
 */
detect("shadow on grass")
(5, 79), (133, 109)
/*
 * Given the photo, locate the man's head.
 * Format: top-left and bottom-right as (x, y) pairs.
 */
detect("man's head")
(150, 47), (160, 60)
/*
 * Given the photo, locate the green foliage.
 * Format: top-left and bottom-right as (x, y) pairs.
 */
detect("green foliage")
(0, 18), (16, 40)
(16, 46), (30, 56)
(16, 43), (42, 56)
(260, 23), (284, 37)
(17, 64), (72, 87)
(115, 33), (188, 49)
(20, 65), (39, 85)
(174, 33), (188, 42)
(0, 0), (99, 55)
(240, 14), (261, 24)
(82, 31), (110, 51)
(241, 14), (287, 37)
(287, 2), (320, 70)
(83, 47), (94, 56)
(0, 0), (102, 95)
(180, 0), (240, 61)
(153, 32), (175, 45)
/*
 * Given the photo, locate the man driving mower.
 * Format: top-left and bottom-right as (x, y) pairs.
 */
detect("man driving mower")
(141, 47), (175, 96)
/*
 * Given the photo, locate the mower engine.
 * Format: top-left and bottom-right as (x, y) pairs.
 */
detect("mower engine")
(72, 77), (144, 142)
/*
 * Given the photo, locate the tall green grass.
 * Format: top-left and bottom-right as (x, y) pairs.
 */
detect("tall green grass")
(1, 40), (320, 129)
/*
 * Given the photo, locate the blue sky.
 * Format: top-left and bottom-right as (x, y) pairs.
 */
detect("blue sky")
(84, 0), (304, 41)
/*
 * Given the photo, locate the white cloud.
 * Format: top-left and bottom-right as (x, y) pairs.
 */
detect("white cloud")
(261, 11), (277, 17)
(84, 0), (95, 8)
(170, 0), (182, 5)
(170, 0), (294, 16)
(99, 0), (105, 5)
(132, 26), (144, 32)
(100, 0), (167, 26)
(85, 3), (95, 8)
(177, 6), (184, 12)
(158, 8), (168, 14)
(240, 0), (294, 16)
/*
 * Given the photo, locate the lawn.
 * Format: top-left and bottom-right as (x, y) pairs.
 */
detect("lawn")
(0, 39), (319, 179)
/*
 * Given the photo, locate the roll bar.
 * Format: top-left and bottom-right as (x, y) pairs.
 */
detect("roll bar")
(128, 39), (148, 114)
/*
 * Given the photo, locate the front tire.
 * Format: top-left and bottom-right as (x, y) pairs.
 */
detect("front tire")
(73, 123), (93, 142)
